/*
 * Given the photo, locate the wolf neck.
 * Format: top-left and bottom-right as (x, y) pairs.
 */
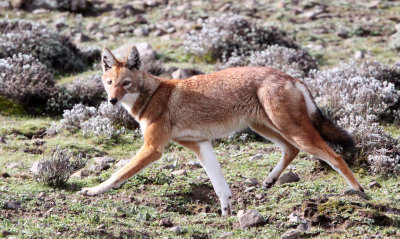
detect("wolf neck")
(121, 73), (160, 121)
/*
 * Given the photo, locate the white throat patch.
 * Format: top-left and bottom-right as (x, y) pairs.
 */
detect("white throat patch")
(121, 93), (140, 115)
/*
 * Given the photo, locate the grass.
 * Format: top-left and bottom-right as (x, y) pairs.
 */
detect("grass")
(1, 118), (400, 238)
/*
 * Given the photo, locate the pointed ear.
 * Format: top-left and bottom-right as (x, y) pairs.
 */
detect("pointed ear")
(124, 46), (141, 71)
(101, 48), (117, 72)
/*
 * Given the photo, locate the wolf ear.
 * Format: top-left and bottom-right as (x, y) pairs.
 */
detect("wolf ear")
(125, 46), (141, 71)
(101, 48), (117, 72)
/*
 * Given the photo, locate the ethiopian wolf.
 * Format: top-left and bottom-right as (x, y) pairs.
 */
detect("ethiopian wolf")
(80, 46), (364, 216)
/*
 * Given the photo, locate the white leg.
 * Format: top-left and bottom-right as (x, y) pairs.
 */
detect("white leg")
(196, 141), (232, 216)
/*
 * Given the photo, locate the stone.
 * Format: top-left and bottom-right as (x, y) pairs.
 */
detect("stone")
(170, 226), (181, 235)
(116, 159), (130, 168)
(151, 29), (165, 37)
(112, 42), (156, 63)
(221, 232), (234, 238)
(108, 25), (121, 34)
(94, 32), (105, 40)
(6, 162), (21, 169)
(281, 229), (300, 239)
(0, 1), (11, 11)
(368, 181), (381, 189)
(97, 224), (106, 233)
(94, 157), (116, 165)
(10, 0), (23, 8)
(171, 169), (187, 176)
(70, 169), (89, 178)
(87, 163), (110, 172)
(134, 27), (150, 37)
(161, 164), (175, 170)
(288, 212), (301, 223)
(354, 51), (364, 59)
(251, 153), (263, 160)
(74, 32), (91, 44)
(310, 214), (330, 226)
(135, 15), (148, 24)
(276, 171), (300, 185)
(159, 218), (173, 227)
(245, 178), (258, 186)
(296, 221), (310, 232)
(244, 186), (256, 193)
(37, 192), (47, 199)
(32, 8), (49, 15)
(86, 22), (99, 32)
(3, 200), (21, 210)
(337, 27), (350, 38)
(238, 209), (265, 229)
(54, 17), (66, 29)
(255, 194), (264, 200)
(187, 161), (201, 167)
(341, 189), (369, 199)
(171, 68), (204, 79)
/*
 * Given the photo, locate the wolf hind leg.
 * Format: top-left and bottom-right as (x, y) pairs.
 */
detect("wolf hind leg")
(250, 122), (299, 189)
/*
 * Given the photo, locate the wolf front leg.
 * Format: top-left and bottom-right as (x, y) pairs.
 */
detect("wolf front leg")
(80, 122), (168, 196)
(177, 140), (232, 216)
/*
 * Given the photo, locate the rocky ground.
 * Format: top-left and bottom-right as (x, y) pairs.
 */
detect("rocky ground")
(1, 0), (400, 238)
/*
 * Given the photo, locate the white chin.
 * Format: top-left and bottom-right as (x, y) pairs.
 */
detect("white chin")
(121, 93), (140, 112)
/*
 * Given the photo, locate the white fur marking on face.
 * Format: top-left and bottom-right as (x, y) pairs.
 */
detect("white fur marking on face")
(295, 82), (317, 117)
(121, 93), (140, 114)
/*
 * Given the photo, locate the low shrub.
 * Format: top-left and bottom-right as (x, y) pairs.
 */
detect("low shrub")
(65, 74), (106, 106)
(0, 18), (98, 74)
(32, 147), (86, 187)
(0, 54), (57, 114)
(184, 14), (299, 64)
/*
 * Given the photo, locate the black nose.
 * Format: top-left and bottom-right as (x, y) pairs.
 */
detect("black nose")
(109, 98), (118, 105)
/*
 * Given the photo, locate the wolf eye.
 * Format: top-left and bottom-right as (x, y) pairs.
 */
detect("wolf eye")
(123, 81), (131, 86)
(107, 80), (112, 85)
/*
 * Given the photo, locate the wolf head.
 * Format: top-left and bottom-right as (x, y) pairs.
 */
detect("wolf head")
(101, 46), (143, 105)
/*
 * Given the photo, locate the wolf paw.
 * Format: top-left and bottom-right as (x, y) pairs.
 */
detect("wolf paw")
(262, 178), (277, 190)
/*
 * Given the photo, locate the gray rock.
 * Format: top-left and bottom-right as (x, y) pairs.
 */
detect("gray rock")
(94, 157), (115, 165)
(255, 193), (264, 200)
(151, 29), (165, 37)
(337, 27), (350, 38)
(245, 178), (258, 186)
(251, 153), (263, 160)
(341, 189), (368, 199)
(3, 200), (21, 210)
(171, 169), (187, 176)
(94, 32), (106, 40)
(6, 162), (21, 169)
(276, 171), (300, 185)
(281, 229), (300, 239)
(288, 212), (301, 223)
(238, 209), (265, 229)
(188, 161), (201, 168)
(134, 27), (149, 37)
(296, 221), (310, 232)
(244, 186), (256, 193)
(368, 181), (381, 189)
(0, 1), (11, 11)
(54, 17), (66, 29)
(171, 68), (204, 79)
(116, 159), (130, 168)
(10, 0), (23, 8)
(354, 51), (364, 59)
(112, 42), (156, 63)
(70, 169), (89, 178)
(221, 231), (234, 238)
(86, 22), (99, 32)
(32, 8), (49, 15)
(87, 163), (110, 172)
(161, 164), (175, 170)
(159, 218), (173, 227)
(108, 25), (121, 34)
(170, 226), (181, 235)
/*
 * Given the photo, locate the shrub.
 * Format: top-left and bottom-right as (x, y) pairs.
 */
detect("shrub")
(0, 18), (97, 74)
(65, 74), (106, 106)
(32, 147), (86, 187)
(222, 45), (317, 78)
(304, 60), (400, 175)
(48, 102), (137, 138)
(0, 54), (57, 114)
(184, 14), (299, 64)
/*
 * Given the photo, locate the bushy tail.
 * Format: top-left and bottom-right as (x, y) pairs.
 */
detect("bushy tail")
(312, 108), (355, 152)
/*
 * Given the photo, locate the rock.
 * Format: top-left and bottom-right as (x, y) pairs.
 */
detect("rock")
(296, 221), (310, 232)
(112, 42), (156, 63)
(238, 209), (265, 229)
(281, 229), (300, 239)
(94, 157), (116, 165)
(116, 159), (130, 168)
(32, 8), (49, 15)
(171, 68), (204, 79)
(301, 5), (327, 20)
(244, 186), (256, 193)
(337, 27), (350, 38)
(161, 164), (175, 170)
(0, 136), (6, 144)
(354, 51), (364, 59)
(171, 169), (187, 176)
(54, 17), (66, 29)
(87, 163), (110, 172)
(3, 200), (21, 210)
(255, 193), (264, 200)
(170, 226), (181, 235)
(1, 172), (10, 178)
(159, 218), (173, 227)
(10, 0), (23, 8)
(310, 214), (330, 226)
(37, 192), (47, 199)
(221, 231), (234, 238)
(134, 27), (150, 37)
(368, 181), (381, 189)
(188, 161), (201, 168)
(86, 22), (99, 32)
(245, 178), (259, 186)
(94, 32), (106, 40)
(74, 32), (91, 44)
(97, 224), (107, 233)
(108, 25), (121, 34)
(288, 212), (301, 223)
(6, 162), (21, 169)
(135, 15), (148, 24)
(341, 189), (369, 199)
(251, 153), (263, 160)
(151, 29), (165, 37)
(0, 1), (11, 11)
(276, 171), (300, 185)
(70, 169), (89, 178)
